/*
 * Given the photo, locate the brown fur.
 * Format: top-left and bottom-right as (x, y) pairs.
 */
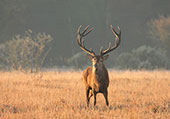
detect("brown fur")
(82, 56), (109, 106)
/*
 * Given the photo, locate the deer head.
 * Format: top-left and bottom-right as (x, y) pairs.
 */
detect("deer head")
(77, 25), (121, 71)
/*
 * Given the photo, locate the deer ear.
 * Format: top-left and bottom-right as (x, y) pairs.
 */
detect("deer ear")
(87, 54), (94, 60)
(103, 54), (109, 60)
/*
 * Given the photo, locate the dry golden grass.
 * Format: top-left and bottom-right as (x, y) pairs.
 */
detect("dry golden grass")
(0, 70), (170, 119)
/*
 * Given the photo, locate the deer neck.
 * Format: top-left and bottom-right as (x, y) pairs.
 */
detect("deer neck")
(92, 64), (106, 75)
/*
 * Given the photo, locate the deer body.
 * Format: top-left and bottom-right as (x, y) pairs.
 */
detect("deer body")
(83, 65), (109, 93)
(77, 25), (121, 106)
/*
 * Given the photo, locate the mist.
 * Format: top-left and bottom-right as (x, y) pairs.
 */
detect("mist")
(0, 0), (170, 70)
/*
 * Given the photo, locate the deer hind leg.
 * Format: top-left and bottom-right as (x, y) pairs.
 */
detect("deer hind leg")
(103, 90), (109, 106)
(86, 87), (90, 106)
(93, 89), (97, 106)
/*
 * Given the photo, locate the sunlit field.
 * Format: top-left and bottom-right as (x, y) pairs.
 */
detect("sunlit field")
(0, 70), (170, 119)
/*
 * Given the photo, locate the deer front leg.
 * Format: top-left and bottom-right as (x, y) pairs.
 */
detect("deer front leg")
(103, 90), (109, 106)
(89, 90), (93, 99)
(93, 88), (97, 106)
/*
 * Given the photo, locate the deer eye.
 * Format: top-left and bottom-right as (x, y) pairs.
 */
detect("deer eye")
(92, 58), (96, 62)
(93, 58), (97, 60)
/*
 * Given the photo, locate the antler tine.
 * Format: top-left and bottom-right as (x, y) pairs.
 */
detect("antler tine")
(101, 25), (121, 56)
(84, 27), (94, 36)
(111, 25), (121, 39)
(77, 25), (95, 56)
(82, 25), (90, 34)
(100, 46), (103, 56)
(77, 25), (82, 33)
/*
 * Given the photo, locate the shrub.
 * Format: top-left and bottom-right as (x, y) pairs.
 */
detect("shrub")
(115, 45), (169, 70)
(67, 52), (90, 69)
(0, 29), (53, 72)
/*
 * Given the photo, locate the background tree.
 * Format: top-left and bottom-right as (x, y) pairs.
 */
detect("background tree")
(149, 16), (170, 50)
(0, 0), (28, 43)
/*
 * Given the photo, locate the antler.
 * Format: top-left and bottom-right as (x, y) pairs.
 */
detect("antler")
(77, 25), (95, 56)
(100, 25), (121, 56)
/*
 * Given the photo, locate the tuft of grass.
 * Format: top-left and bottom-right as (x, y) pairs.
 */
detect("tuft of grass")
(0, 70), (170, 119)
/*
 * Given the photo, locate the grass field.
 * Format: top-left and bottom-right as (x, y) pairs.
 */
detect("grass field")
(0, 70), (170, 119)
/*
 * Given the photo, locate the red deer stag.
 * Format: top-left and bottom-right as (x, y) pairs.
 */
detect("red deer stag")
(77, 25), (121, 106)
